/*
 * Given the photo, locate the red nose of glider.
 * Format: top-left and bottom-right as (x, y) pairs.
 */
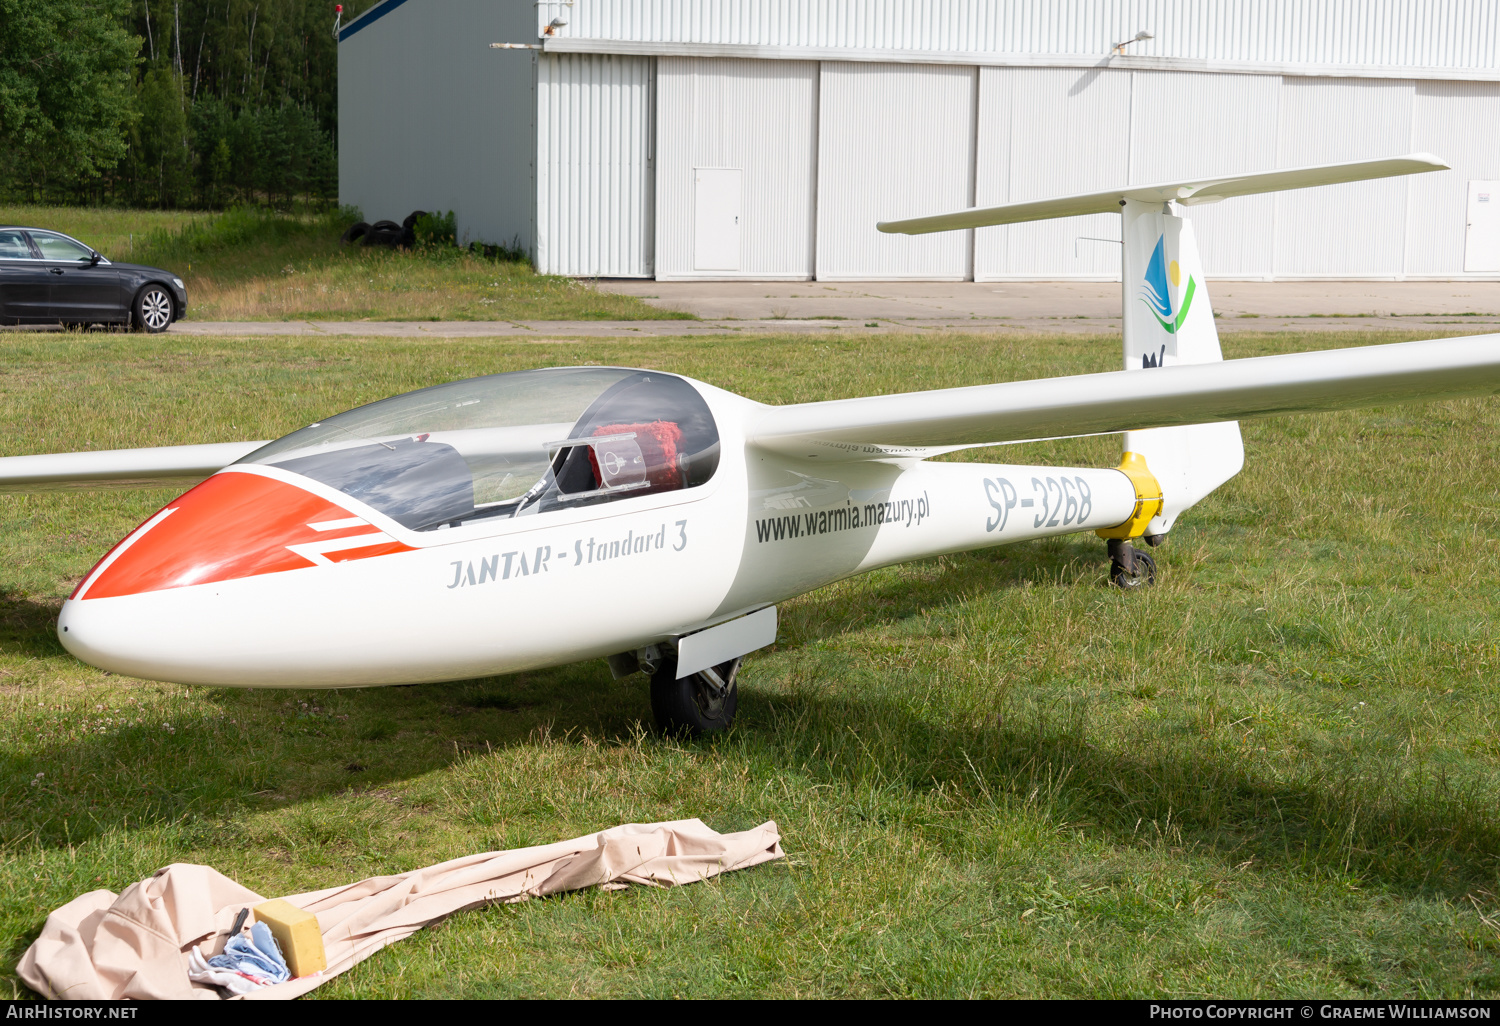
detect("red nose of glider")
(71, 470), (410, 601)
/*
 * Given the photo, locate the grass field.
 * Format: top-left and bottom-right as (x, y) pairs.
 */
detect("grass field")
(0, 205), (683, 322)
(3, 328), (1500, 998)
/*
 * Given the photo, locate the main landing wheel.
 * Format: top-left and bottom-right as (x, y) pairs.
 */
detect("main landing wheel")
(650, 653), (740, 736)
(1108, 538), (1157, 590)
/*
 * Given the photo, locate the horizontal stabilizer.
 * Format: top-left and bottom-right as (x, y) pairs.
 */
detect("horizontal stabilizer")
(747, 335), (1500, 459)
(877, 153), (1447, 235)
(0, 441), (267, 492)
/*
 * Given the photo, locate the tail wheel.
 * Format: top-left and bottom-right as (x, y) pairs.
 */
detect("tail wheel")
(133, 285), (173, 333)
(649, 652), (740, 736)
(1109, 539), (1157, 589)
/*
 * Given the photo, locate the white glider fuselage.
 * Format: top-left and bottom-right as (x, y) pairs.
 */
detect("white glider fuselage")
(56, 378), (1140, 688)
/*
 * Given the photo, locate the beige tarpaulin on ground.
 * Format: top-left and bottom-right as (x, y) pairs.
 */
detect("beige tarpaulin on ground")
(19, 818), (783, 1000)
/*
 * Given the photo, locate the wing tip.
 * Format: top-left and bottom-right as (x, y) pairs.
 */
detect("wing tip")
(1405, 151), (1451, 171)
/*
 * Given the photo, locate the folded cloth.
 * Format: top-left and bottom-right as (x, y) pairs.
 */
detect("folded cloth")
(207, 922), (290, 987)
(17, 818), (784, 1000)
(187, 946), (263, 997)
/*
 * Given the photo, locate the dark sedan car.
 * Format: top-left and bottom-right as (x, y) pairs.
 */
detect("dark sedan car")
(0, 227), (187, 333)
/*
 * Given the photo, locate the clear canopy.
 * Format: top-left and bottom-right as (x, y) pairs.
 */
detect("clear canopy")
(239, 367), (720, 531)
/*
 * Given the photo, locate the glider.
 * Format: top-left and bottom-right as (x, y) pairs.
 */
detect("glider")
(4, 152), (1497, 735)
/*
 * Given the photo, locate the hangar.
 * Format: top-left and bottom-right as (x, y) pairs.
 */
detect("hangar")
(337, 0), (1500, 281)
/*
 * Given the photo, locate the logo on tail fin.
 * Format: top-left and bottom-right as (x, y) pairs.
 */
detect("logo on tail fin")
(1138, 234), (1196, 336)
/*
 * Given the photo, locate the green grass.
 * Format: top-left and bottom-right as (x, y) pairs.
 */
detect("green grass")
(0, 206), (207, 262)
(0, 205), (685, 322)
(4, 329), (1500, 998)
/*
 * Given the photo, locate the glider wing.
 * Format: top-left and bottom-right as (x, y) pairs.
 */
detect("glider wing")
(0, 441), (267, 492)
(747, 335), (1500, 460)
(876, 153), (1448, 235)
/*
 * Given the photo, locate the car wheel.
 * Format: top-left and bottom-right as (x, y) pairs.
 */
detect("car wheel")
(340, 221), (371, 245)
(133, 285), (174, 333)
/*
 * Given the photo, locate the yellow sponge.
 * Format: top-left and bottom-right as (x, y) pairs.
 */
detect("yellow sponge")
(253, 899), (327, 978)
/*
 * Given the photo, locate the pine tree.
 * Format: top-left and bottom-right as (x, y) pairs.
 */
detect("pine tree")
(1, 0), (371, 207)
(0, 0), (141, 199)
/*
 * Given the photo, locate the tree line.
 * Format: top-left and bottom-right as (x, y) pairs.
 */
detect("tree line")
(0, 0), (378, 209)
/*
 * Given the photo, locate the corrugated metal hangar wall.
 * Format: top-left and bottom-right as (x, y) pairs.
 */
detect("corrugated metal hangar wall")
(338, 0), (535, 251)
(338, 0), (1500, 281)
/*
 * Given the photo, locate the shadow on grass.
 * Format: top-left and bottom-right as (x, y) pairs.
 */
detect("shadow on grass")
(0, 591), (65, 659)
(744, 685), (1500, 901)
(7, 539), (1496, 905)
(2, 660), (642, 846)
(0, 538), (1107, 852)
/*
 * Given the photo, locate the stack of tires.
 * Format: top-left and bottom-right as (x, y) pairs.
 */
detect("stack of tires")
(340, 211), (427, 249)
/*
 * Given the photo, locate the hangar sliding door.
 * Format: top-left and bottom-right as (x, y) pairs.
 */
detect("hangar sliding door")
(973, 67), (1131, 280)
(1128, 70), (1280, 279)
(535, 53), (655, 277)
(974, 67), (1280, 280)
(656, 57), (818, 280)
(815, 62), (976, 281)
(1274, 78), (1414, 278)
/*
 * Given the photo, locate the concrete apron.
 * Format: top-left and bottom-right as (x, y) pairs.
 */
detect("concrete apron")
(594, 279), (1500, 334)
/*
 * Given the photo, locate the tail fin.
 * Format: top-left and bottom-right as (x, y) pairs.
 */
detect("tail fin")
(1120, 199), (1244, 535)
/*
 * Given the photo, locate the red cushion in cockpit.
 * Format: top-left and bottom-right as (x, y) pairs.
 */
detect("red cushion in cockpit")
(589, 421), (683, 491)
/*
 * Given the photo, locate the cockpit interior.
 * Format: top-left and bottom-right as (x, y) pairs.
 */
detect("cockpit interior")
(239, 367), (721, 532)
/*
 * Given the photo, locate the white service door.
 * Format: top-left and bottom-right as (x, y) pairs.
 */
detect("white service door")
(694, 168), (742, 271)
(1465, 180), (1500, 272)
